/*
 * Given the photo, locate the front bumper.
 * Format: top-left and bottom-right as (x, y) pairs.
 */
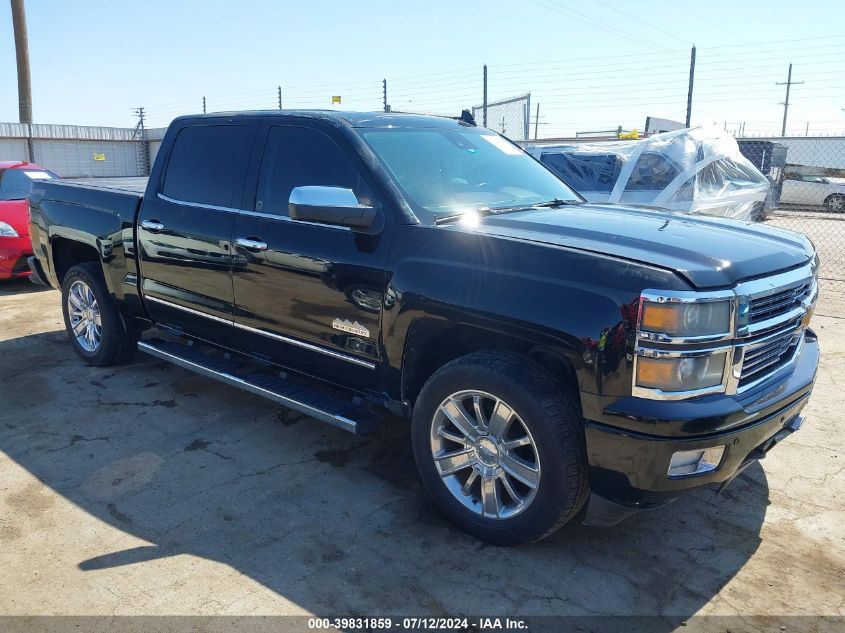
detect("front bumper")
(582, 330), (818, 525)
(0, 235), (33, 279)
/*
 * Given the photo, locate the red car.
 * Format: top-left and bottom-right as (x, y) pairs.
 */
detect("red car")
(0, 161), (59, 279)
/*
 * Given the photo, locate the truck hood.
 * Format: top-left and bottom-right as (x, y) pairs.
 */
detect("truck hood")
(463, 203), (813, 289)
(0, 199), (29, 236)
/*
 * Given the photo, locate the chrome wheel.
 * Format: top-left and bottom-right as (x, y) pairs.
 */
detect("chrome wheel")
(67, 280), (102, 352)
(430, 390), (540, 520)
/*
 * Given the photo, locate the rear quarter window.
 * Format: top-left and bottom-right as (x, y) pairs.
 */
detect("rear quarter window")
(162, 124), (254, 207)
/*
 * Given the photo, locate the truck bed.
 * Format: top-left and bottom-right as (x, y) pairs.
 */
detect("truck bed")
(65, 177), (149, 194)
(34, 179), (145, 220)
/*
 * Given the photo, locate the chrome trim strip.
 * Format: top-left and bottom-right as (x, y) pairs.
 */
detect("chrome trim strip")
(137, 341), (360, 433)
(231, 321), (376, 369)
(143, 295), (376, 369)
(636, 346), (731, 359)
(156, 193), (352, 231)
(145, 295), (233, 325)
(631, 347), (733, 401)
(738, 264), (815, 297)
(157, 192), (241, 214)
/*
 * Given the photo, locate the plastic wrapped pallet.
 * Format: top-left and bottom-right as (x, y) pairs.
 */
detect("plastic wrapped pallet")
(526, 127), (770, 221)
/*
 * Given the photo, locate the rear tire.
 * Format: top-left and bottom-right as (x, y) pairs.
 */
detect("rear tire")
(61, 262), (138, 367)
(411, 351), (589, 545)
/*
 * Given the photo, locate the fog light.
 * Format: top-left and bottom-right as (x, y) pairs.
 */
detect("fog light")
(668, 446), (725, 478)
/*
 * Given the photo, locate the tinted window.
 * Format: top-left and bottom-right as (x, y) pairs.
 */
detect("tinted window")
(0, 169), (58, 201)
(256, 126), (371, 216)
(541, 152), (621, 193)
(162, 124), (253, 207)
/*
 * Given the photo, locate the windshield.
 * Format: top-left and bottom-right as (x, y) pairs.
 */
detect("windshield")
(0, 168), (59, 201)
(357, 127), (581, 217)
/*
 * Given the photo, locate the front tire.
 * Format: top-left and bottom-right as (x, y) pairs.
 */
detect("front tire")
(61, 262), (138, 366)
(824, 194), (845, 213)
(411, 351), (589, 545)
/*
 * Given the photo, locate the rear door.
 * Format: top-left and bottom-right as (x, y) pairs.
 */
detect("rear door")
(230, 121), (394, 391)
(138, 120), (257, 341)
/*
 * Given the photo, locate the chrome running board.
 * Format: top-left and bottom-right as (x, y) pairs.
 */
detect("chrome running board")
(138, 339), (377, 434)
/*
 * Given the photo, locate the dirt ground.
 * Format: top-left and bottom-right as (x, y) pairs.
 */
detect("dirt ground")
(0, 278), (843, 626)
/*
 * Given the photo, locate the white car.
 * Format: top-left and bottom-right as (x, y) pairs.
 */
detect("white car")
(780, 175), (845, 212)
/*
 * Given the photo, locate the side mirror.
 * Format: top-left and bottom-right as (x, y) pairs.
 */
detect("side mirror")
(289, 186), (378, 229)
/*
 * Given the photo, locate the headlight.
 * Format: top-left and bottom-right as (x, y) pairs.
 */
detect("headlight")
(0, 221), (19, 237)
(640, 300), (731, 338)
(636, 353), (727, 392)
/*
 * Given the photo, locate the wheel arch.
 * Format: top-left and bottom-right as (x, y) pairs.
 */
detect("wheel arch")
(51, 237), (101, 286)
(401, 317), (581, 411)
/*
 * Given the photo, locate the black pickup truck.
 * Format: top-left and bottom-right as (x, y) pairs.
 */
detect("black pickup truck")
(27, 111), (819, 545)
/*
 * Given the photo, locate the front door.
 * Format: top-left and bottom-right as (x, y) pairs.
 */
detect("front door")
(231, 122), (393, 391)
(138, 120), (257, 342)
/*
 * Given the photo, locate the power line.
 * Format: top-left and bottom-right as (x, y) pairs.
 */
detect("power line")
(526, 0), (671, 52)
(591, 0), (691, 44)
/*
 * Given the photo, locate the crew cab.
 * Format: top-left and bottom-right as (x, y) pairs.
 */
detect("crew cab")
(27, 111), (820, 545)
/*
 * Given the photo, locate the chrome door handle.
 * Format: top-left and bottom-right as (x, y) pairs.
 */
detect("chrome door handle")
(141, 219), (165, 232)
(235, 237), (268, 251)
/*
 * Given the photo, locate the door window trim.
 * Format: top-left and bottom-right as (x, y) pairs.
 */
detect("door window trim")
(156, 192), (353, 231)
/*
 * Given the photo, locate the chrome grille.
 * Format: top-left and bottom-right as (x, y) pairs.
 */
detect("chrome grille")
(738, 330), (801, 389)
(748, 281), (812, 324)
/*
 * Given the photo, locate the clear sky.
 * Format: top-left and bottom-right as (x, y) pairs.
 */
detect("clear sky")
(1, 0), (843, 137)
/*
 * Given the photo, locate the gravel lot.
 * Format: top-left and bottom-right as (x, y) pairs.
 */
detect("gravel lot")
(0, 274), (843, 626)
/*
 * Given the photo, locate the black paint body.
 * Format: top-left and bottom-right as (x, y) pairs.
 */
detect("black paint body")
(28, 111), (819, 512)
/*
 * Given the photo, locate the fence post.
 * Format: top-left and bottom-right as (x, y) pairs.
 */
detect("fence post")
(482, 65), (488, 127)
(534, 103), (540, 140)
(202, 96), (206, 114)
(278, 86), (283, 110)
(525, 92), (531, 140)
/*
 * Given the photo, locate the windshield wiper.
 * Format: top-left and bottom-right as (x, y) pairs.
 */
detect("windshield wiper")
(434, 209), (493, 225)
(434, 199), (581, 224)
(532, 198), (582, 207)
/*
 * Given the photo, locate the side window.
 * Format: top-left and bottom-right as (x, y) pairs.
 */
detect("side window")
(162, 124), (253, 207)
(625, 152), (681, 191)
(255, 126), (371, 216)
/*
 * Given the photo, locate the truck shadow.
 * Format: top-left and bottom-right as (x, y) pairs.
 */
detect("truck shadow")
(0, 278), (51, 296)
(0, 331), (770, 626)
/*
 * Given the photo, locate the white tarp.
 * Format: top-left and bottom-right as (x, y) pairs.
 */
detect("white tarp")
(526, 126), (771, 221)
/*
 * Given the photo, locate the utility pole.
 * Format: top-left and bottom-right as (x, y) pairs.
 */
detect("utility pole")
(382, 79), (389, 112)
(685, 45), (696, 128)
(202, 96), (206, 114)
(777, 63), (803, 137)
(277, 85), (282, 110)
(11, 0), (33, 161)
(11, 0), (32, 125)
(132, 107), (150, 176)
(534, 102), (540, 140)
(482, 64), (488, 127)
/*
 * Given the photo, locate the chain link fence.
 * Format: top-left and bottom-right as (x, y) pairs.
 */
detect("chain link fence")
(737, 137), (845, 296)
(472, 94), (531, 141)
